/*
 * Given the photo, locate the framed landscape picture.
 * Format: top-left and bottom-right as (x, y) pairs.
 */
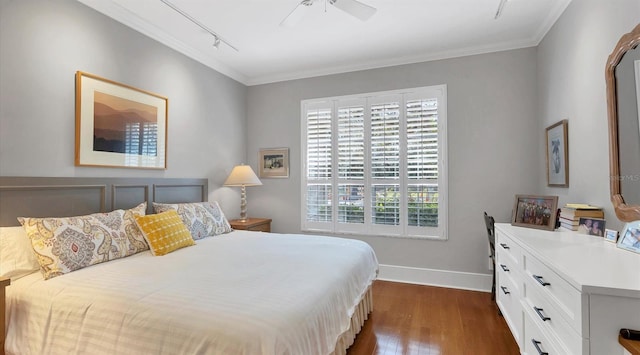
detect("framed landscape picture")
(75, 71), (168, 169)
(258, 148), (289, 178)
(511, 194), (559, 231)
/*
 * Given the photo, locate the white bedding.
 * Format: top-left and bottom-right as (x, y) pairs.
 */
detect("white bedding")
(5, 231), (378, 355)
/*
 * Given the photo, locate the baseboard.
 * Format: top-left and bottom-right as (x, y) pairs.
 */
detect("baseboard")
(377, 264), (492, 292)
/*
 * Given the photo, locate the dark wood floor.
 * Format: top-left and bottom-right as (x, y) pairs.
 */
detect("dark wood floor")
(347, 280), (519, 355)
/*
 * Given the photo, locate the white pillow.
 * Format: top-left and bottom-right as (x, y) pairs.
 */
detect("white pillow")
(0, 226), (40, 280)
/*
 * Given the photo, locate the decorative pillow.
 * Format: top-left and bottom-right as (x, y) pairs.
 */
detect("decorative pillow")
(0, 226), (40, 280)
(18, 202), (148, 280)
(153, 201), (232, 239)
(134, 210), (195, 256)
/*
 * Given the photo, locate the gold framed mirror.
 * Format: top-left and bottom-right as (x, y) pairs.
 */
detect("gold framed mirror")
(606, 23), (640, 222)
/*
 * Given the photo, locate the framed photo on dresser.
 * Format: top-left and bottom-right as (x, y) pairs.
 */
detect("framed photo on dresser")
(577, 217), (606, 237)
(617, 221), (640, 254)
(604, 229), (619, 243)
(511, 194), (559, 231)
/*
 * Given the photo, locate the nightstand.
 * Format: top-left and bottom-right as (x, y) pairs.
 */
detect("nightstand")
(229, 218), (272, 232)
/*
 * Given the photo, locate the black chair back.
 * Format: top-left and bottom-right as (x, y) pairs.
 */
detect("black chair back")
(484, 212), (496, 255)
(484, 211), (497, 301)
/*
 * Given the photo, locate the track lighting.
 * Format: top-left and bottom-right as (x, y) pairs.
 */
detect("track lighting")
(160, 0), (238, 51)
(494, 0), (509, 19)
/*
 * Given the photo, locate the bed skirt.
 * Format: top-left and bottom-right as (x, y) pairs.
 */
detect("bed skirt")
(331, 285), (373, 355)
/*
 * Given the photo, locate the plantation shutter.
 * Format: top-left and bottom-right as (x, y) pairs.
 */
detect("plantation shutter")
(370, 97), (401, 227)
(301, 85), (447, 239)
(305, 104), (332, 225)
(337, 101), (366, 226)
(406, 98), (439, 227)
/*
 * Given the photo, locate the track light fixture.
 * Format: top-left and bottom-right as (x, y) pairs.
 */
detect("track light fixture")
(494, 0), (509, 19)
(160, 0), (238, 51)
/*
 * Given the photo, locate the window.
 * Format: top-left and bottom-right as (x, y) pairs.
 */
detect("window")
(301, 85), (447, 239)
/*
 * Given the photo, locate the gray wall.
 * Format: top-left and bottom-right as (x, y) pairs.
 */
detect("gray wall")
(247, 48), (540, 274)
(538, 0), (640, 231)
(2, 0), (637, 278)
(0, 0), (248, 216)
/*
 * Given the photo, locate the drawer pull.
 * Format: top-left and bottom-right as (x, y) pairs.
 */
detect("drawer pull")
(500, 286), (510, 295)
(531, 339), (549, 355)
(533, 306), (551, 321)
(499, 243), (510, 250)
(533, 274), (551, 287)
(500, 264), (510, 272)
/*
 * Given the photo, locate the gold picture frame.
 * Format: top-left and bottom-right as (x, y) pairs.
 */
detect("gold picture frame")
(75, 71), (168, 169)
(511, 194), (559, 231)
(258, 148), (289, 178)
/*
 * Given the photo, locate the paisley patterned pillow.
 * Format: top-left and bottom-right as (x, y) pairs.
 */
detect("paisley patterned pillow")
(152, 201), (232, 240)
(18, 202), (148, 280)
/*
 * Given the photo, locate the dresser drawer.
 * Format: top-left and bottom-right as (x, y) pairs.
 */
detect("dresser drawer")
(523, 251), (583, 334)
(496, 231), (522, 268)
(523, 279), (585, 354)
(523, 306), (567, 355)
(497, 265), (522, 347)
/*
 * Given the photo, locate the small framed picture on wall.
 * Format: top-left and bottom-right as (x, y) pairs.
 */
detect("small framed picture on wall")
(258, 148), (289, 178)
(546, 119), (569, 187)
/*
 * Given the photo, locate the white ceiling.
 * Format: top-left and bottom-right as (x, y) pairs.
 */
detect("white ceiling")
(77, 0), (572, 86)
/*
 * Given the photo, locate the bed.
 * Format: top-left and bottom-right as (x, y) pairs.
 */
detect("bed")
(0, 177), (378, 355)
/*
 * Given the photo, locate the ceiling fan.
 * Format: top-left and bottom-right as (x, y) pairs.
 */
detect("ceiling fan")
(280, 0), (377, 27)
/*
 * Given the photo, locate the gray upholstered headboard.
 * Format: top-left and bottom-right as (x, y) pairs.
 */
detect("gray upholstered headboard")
(0, 177), (208, 227)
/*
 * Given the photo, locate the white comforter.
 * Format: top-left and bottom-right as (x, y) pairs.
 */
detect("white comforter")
(5, 231), (378, 355)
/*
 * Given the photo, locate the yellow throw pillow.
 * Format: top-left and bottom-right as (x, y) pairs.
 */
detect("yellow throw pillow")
(134, 210), (195, 256)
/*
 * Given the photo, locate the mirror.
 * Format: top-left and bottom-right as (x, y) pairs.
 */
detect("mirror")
(606, 23), (640, 222)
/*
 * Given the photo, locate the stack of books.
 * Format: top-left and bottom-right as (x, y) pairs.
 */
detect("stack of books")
(559, 203), (604, 231)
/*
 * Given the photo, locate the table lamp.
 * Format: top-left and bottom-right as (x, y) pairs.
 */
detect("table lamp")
(223, 164), (262, 222)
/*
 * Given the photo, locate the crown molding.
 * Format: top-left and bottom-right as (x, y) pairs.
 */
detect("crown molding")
(77, 0), (248, 85)
(78, 0), (571, 87)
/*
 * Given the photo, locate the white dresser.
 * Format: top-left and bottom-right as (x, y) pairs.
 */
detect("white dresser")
(495, 223), (640, 355)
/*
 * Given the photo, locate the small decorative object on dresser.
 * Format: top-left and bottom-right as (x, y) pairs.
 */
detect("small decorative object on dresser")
(258, 148), (289, 178)
(617, 220), (640, 254)
(511, 194), (559, 231)
(559, 203), (604, 231)
(545, 119), (569, 187)
(577, 217), (606, 237)
(229, 218), (272, 232)
(605, 228), (619, 243)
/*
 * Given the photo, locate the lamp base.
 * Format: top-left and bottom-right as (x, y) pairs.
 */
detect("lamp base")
(240, 185), (247, 221)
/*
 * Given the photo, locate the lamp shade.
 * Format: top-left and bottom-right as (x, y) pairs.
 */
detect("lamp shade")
(223, 165), (262, 186)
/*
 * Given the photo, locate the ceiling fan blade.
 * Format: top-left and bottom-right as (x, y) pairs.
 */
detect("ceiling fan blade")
(280, 1), (314, 27)
(330, 0), (376, 21)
